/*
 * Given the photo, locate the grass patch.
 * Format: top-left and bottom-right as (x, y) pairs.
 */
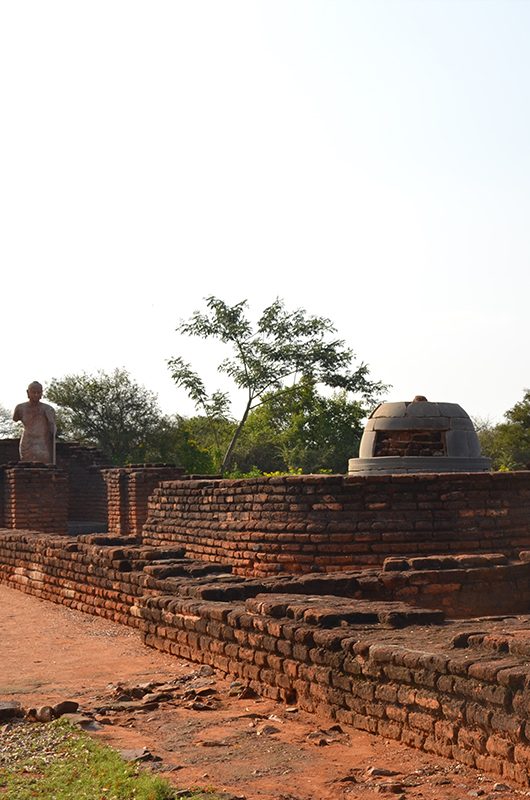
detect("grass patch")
(0, 719), (222, 800)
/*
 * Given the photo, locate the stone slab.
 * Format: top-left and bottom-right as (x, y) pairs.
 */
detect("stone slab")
(404, 401), (441, 417)
(445, 430), (470, 457)
(435, 403), (468, 417)
(359, 431), (377, 458)
(372, 417), (450, 431)
(372, 402), (408, 418)
(348, 456), (492, 474)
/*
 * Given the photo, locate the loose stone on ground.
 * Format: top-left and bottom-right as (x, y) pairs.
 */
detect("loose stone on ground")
(1, 584), (529, 800)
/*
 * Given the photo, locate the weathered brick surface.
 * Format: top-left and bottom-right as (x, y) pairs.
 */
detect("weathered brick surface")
(2, 466), (68, 534)
(103, 466), (186, 536)
(0, 529), (188, 626)
(0, 440), (108, 526)
(103, 470), (129, 536)
(0, 471), (4, 528)
(56, 444), (108, 523)
(3, 530), (530, 786)
(4, 467), (530, 787)
(142, 473), (530, 576)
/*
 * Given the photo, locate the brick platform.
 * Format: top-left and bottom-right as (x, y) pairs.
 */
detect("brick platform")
(0, 465), (68, 534)
(4, 466), (530, 787)
(103, 466), (187, 536)
(142, 472), (530, 575)
(0, 439), (109, 527)
(3, 529), (530, 786)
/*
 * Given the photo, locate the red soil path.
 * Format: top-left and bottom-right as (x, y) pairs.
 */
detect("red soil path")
(0, 585), (525, 800)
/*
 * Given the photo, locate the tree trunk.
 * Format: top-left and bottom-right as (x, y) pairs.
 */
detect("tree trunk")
(221, 401), (252, 473)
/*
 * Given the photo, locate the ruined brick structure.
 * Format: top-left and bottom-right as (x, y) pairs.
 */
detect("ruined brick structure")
(142, 472), (530, 575)
(0, 439), (108, 529)
(103, 465), (185, 536)
(0, 465), (68, 533)
(3, 529), (530, 786)
(59, 443), (108, 524)
(4, 452), (530, 787)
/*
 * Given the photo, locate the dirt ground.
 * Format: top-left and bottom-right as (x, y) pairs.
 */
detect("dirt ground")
(1, 584), (528, 800)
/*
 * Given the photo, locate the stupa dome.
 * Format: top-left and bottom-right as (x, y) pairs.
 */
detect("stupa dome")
(349, 396), (491, 474)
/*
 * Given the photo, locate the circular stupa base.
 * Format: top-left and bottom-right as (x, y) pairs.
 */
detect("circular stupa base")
(348, 456), (492, 475)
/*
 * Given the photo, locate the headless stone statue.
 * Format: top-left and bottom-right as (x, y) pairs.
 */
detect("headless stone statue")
(13, 381), (57, 464)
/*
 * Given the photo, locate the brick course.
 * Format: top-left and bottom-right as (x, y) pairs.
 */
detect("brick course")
(1, 466), (68, 534)
(103, 466), (185, 536)
(0, 439), (108, 526)
(142, 472), (530, 575)
(4, 466), (530, 787)
(3, 529), (530, 786)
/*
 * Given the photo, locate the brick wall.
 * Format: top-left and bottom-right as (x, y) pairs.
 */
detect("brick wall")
(103, 466), (186, 536)
(0, 439), (108, 525)
(56, 444), (108, 523)
(1, 465), (68, 533)
(0, 440), (20, 463)
(3, 529), (530, 787)
(103, 470), (128, 535)
(379, 553), (530, 617)
(140, 594), (530, 788)
(141, 472), (530, 576)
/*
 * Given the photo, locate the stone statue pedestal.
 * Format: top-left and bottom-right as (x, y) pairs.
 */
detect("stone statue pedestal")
(103, 464), (185, 536)
(1, 463), (68, 534)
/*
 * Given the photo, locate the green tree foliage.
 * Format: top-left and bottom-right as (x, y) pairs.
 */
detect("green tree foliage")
(231, 378), (367, 473)
(506, 390), (530, 428)
(168, 297), (384, 472)
(178, 415), (236, 474)
(144, 414), (215, 474)
(477, 390), (530, 470)
(48, 369), (216, 469)
(47, 369), (163, 464)
(0, 405), (18, 438)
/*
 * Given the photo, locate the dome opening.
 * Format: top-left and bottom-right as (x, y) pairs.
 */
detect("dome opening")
(349, 397), (491, 475)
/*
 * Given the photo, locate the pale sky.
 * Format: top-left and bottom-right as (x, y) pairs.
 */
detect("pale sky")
(2, 0), (529, 425)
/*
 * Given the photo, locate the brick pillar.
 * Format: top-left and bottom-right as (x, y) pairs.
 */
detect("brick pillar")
(103, 469), (128, 535)
(0, 468), (5, 527)
(128, 465), (185, 535)
(103, 465), (185, 536)
(3, 463), (68, 534)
